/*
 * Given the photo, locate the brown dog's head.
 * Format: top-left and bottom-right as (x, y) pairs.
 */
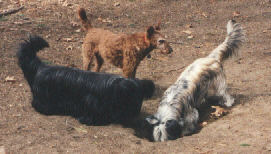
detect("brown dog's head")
(146, 22), (173, 54)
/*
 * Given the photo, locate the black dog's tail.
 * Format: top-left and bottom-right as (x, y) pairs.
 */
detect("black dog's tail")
(139, 79), (155, 99)
(17, 35), (49, 86)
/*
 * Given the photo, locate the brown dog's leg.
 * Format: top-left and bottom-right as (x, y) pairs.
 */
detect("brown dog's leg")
(82, 43), (95, 70)
(82, 51), (94, 70)
(123, 57), (136, 78)
(94, 53), (104, 72)
(123, 64), (137, 78)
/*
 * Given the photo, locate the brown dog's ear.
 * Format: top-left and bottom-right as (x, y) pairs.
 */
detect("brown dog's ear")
(155, 20), (161, 31)
(147, 26), (155, 39)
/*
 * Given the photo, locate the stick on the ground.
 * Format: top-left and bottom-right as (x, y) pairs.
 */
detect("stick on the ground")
(0, 6), (24, 17)
(164, 66), (186, 73)
(168, 41), (183, 45)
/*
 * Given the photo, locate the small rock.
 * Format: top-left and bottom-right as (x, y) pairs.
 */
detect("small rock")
(194, 45), (200, 48)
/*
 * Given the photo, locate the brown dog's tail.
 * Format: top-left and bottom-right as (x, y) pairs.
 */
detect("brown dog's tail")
(78, 8), (92, 30)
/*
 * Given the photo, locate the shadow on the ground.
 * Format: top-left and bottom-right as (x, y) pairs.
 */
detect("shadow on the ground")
(151, 83), (168, 99)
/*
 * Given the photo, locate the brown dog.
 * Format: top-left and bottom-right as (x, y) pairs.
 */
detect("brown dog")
(78, 8), (173, 78)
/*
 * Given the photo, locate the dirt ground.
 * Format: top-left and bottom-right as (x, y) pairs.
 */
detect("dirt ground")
(1, 0), (271, 153)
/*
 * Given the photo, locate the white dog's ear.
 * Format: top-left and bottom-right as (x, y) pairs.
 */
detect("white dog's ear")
(145, 115), (159, 125)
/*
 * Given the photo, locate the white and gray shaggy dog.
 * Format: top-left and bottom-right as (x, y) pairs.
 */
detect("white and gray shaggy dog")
(142, 20), (245, 142)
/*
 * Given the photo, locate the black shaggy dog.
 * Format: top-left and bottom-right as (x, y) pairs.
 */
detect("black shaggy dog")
(17, 35), (155, 125)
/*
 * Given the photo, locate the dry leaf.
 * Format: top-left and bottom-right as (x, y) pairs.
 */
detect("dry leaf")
(63, 38), (73, 42)
(187, 35), (194, 39)
(102, 19), (112, 23)
(97, 17), (103, 21)
(5, 76), (16, 82)
(233, 11), (241, 17)
(66, 46), (73, 50)
(114, 2), (120, 7)
(0, 146), (5, 154)
(211, 106), (229, 117)
(183, 30), (192, 35)
(9, 28), (18, 31)
(74, 126), (88, 133)
(98, 17), (112, 23)
(201, 121), (208, 127)
(75, 29), (81, 33)
(155, 57), (168, 61)
(14, 21), (23, 25)
(71, 21), (79, 27)
(62, 1), (72, 7)
(186, 24), (193, 28)
(202, 12), (208, 18)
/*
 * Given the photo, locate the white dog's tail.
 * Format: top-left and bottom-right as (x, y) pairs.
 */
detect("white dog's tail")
(208, 20), (245, 63)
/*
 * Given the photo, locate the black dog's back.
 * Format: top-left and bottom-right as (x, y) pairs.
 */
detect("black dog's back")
(17, 35), (155, 125)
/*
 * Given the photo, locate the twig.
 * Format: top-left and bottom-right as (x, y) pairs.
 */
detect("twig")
(168, 41), (183, 45)
(164, 65), (186, 73)
(0, 6), (24, 17)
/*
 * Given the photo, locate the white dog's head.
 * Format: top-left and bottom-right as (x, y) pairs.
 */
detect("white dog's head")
(143, 113), (183, 142)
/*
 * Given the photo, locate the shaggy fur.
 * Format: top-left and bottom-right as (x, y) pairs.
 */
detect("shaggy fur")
(142, 20), (245, 141)
(17, 35), (155, 125)
(78, 8), (173, 78)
